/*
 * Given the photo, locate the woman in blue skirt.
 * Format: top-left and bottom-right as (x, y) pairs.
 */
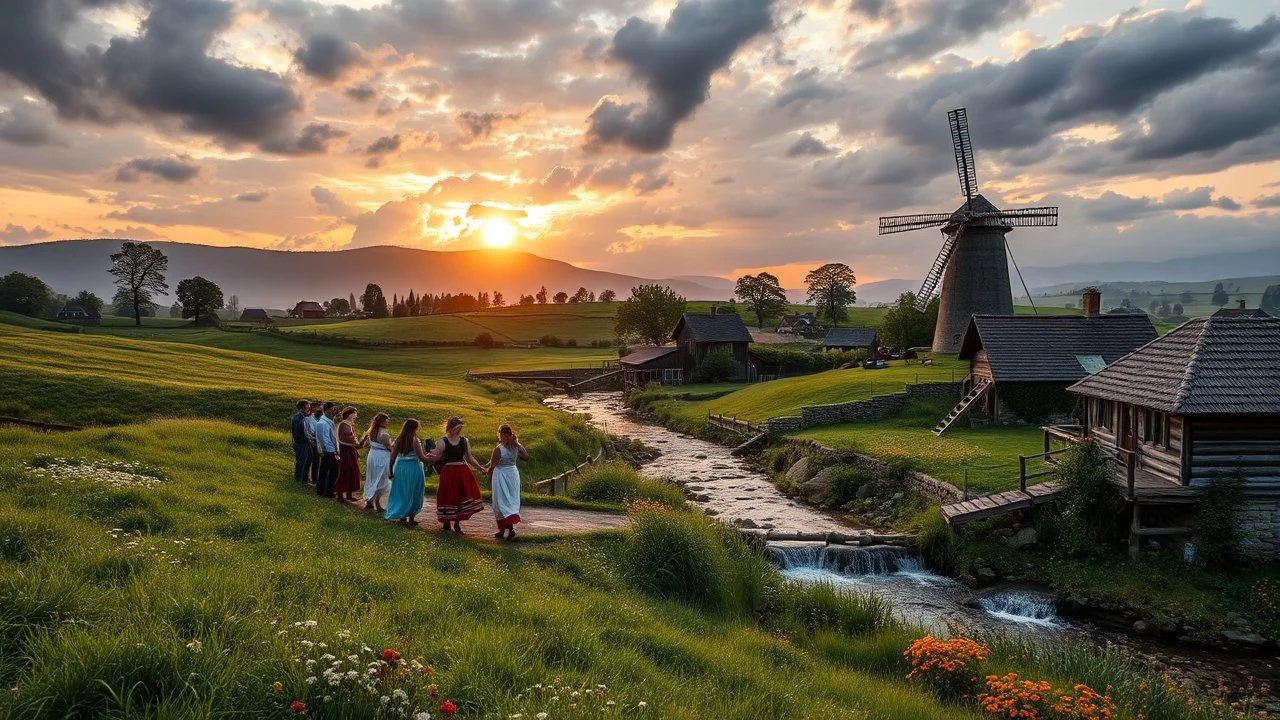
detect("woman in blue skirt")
(385, 419), (429, 526)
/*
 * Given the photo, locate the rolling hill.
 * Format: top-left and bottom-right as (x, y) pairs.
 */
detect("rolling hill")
(0, 239), (724, 309)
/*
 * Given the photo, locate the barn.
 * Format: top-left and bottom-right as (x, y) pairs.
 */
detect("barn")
(290, 301), (326, 319)
(672, 309), (763, 382)
(821, 327), (878, 353)
(239, 308), (271, 323)
(619, 346), (683, 387)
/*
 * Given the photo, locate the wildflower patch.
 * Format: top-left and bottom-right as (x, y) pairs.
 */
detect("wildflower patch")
(25, 457), (167, 489)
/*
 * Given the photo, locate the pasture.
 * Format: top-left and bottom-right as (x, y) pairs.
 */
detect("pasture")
(276, 303), (617, 345)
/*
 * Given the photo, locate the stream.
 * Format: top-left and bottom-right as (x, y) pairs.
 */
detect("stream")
(546, 392), (1280, 708)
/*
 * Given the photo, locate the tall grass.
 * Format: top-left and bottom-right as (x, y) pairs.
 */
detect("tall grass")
(566, 461), (686, 507)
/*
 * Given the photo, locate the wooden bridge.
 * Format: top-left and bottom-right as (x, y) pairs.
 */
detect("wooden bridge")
(940, 445), (1070, 525)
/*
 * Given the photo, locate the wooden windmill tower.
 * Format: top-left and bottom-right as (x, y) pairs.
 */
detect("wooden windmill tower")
(878, 108), (1059, 353)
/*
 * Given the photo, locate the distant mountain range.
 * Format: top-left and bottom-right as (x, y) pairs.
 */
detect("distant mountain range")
(0, 240), (724, 308)
(1019, 247), (1280, 290)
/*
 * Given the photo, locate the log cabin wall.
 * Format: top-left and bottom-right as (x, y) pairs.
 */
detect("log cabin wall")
(1187, 415), (1280, 488)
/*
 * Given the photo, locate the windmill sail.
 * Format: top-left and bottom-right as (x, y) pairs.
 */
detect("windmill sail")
(968, 206), (1059, 227)
(948, 108), (978, 210)
(878, 212), (952, 235)
(914, 230), (959, 311)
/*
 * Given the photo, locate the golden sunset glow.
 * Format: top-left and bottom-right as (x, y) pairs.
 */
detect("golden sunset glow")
(481, 218), (517, 248)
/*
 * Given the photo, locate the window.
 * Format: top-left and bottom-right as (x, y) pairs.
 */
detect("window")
(662, 368), (683, 385)
(1142, 410), (1169, 447)
(1091, 399), (1112, 430)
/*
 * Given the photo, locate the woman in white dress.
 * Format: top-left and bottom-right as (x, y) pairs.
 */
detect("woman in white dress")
(361, 412), (393, 513)
(486, 424), (529, 540)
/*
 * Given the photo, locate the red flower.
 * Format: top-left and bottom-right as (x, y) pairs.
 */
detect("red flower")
(380, 648), (401, 665)
(439, 700), (457, 715)
(289, 700), (306, 713)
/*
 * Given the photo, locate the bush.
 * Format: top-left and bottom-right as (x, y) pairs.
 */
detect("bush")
(473, 332), (497, 348)
(750, 345), (867, 374)
(618, 501), (769, 615)
(825, 466), (870, 507)
(539, 334), (564, 348)
(567, 461), (685, 507)
(698, 349), (738, 383)
(909, 506), (953, 571)
(1196, 470), (1246, 568)
(1052, 440), (1118, 559)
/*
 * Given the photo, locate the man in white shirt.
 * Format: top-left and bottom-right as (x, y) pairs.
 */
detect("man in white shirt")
(315, 401), (339, 498)
(303, 400), (321, 485)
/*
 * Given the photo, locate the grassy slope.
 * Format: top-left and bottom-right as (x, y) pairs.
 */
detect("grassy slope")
(0, 310), (81, 333)
(0, 421), (969, 719)
(279, 303), (617, 345)
(0, 324), (596, 481)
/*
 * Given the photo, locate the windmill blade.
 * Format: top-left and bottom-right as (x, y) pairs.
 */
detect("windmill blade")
(878, 212), (952, 235)
(914, 230), (960, 311)
(948, 108), (978, 208)
(969, 206), (1059, 227)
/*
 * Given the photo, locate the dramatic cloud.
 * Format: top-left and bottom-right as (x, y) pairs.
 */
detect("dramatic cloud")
(0, 223), (51, 244)
(115, 156), (202, 183)
(363, 133), (402, 168)
(466, 204), (527, 222)
(1083, 187), (1242, 224)
(344, 83), (377, 103)
(261, 123), (349, 156)
(853, 0), (1036, 71)
(785, 132), (834, 157)
(311, 186), (354, 217)
(773, 68), (840, 113)
(455, 111), (522, 142)
(0, 104), (59, 146)
(235, 190), (270, 202)
(293, 33), (362, 81)
(347, 195), (427, 249)
(1252, 193), (1280, 209)
(584, 0), (774, 153)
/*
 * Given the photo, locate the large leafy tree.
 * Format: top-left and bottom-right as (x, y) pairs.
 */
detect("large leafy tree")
(804, 263), (856, 327)
(361, 283), (389, 318)
(536, 286), (548, 304)
(0, 272), (53, 317)
(599, 289), (617, 303)
(327, 297), (351, 316)
(176, 276), (224, 324)
(553, 291), (569, 304)
(878, 291), (940, 350)
(614, 284), (687, 346)
(1211, 282), (1229, 307)
(734, 272), (788, 329)
(109, 242), (169, 326)
(570, 287), (591, 303)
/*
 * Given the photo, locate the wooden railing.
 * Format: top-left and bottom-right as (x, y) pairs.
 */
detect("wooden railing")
(534, 448), (604, 496)
(1017, 447), (1071, 491)
(707, 413), (766, 436)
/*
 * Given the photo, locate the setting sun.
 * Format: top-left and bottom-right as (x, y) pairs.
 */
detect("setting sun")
(481, 218), (517, 248)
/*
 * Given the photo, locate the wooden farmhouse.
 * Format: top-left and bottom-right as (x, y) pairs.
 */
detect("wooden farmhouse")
(239, 308), (271, 323)
(290, 301), (326, 319)
(1062, 314), (1280, 559)
(776, 313), (817, 336)
(821, 327), (878, 353)
(944, 293), (1157, 434)
(673, 309), (762, 382)
(56, 302), (101, 326)
(619, 346), (683, 387)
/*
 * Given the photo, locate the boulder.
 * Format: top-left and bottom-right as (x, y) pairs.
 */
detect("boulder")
(784, 457), (811, 487)
(1006, 527), (1038, 549)
(1132, 620), (1151, 634)
(1222, 630), (1268, 648)
(801, 468), (833, 505)
(891, 492), (904, 501)
(855, 483), (876, 500)
(975, 567), (997, 584)
(732, 518), (758, 529)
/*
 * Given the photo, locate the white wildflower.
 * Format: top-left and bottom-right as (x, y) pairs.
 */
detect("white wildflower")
(536, 713), (548, 720)
(305, 677), (317, 685)
(416, 713), (432, 720)
(637, 702), (648, 709)
(393, 689), (408, 700)
(381, 695), (391, 704)
(185, 640), (203, 653)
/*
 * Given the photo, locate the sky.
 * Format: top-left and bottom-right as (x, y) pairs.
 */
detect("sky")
(1, 0), (1278, 287)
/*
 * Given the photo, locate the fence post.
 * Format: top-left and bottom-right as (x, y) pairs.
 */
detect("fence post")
(1018, 456), (1028, 492)
(962, 468), (969, 501)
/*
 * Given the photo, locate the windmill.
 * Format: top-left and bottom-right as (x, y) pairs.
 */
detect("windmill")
(878, 108), (1058, 353)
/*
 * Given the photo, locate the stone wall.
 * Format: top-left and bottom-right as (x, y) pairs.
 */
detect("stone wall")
(787, 438), (963, 505)
(774, 382), (964, 431)
(764, 416), (804, 434)
(1239, 497), (1280, 560)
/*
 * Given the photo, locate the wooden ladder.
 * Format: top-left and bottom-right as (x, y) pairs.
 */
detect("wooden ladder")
(933, 378), (991, 436)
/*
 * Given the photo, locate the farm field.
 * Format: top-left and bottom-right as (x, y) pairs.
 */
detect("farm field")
(277, 303), (617, 345)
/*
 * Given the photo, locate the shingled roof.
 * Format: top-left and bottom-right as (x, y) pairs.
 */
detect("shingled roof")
(673, 312), (752, 343)
(957, 314), (1158, 383)
(619, 346), (677, 366)
(1069, 315), (1280, 414)
(823, 327), (878, 349)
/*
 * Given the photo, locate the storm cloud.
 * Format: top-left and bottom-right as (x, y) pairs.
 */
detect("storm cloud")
(115, 156), (202, 183)
(294, 33), (363, 81)
(853, 0), (1035, 71)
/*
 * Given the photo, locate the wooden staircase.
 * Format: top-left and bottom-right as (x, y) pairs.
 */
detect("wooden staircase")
(933, 378), (991, 436)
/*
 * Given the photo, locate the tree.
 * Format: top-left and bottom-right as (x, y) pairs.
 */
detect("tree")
(1173, 302), (1184, 317)
(327, 297), (351, 316)
(1158, 299), (1171, 318)
(1211, 282), (1229, 307)
(169, 302), (182, 318)
(225, 294), (240, 316)
(361, 283), (389, 318)
(804, 263), (856, 327)
(1179, 290), (1194, 304)
(493, 291), (505, 307)
(614, 284), (686, 346)
(109, 242), (169, 326)
(699, 349), (738, 383)
(1262, 284), (1280, 316)
(0, 272), (52, 316)
(571, 287), (591, 303)
(553, 291), (569, 304)
(72, 290), (103, 315)
(176, 276), (224, 324)
(112, 288), (155, 317)
(536, 286), (548, 304)
(1148, 299), (1160, 313)
(734, 272), (788, 329)
(599, 289), (617, 303)
(518, 294), (535, 306)
(348, 292), (358, 313)
(877, 291), (939, 350)
(1120, 298), (1132, 308)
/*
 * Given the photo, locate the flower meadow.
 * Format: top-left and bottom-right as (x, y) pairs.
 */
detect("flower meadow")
(24, 456), (167, 489)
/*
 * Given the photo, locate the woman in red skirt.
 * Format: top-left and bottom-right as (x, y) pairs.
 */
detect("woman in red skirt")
(334, 406), (365, 502)
(427, 416), (487, 534)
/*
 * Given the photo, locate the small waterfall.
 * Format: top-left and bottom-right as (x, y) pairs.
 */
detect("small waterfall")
(977, 593), (1060, 626)
(767, 544), (927, 576)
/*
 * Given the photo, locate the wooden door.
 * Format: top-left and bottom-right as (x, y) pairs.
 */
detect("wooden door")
(1119, 405), (1134, 452)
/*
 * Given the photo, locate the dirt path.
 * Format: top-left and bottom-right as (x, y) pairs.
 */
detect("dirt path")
(343, 496), (627, 539)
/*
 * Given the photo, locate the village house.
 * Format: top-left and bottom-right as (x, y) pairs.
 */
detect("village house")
(289, 301), (326, 319)
(821, 327), (878, 353)
(673, 308), (763, 383)
(238, 308), (271, 323)
(619, 346), (683, 387)
(1061, 314), (1280, 559)
(776, 313), (817, 336)
(56, 302), (101, 326)
(938, 289), (1156, 435)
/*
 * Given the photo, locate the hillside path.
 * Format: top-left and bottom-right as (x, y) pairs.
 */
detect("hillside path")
(350, 497), (627, 537)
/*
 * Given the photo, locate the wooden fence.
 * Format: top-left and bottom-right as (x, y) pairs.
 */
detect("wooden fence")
(707, 413), (766, 436)
(534, 448), (605, 496)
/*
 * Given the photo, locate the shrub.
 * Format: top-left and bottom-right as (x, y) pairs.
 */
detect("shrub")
(1196, 470), (1246, 568)
(472, 332), (497, 348)
(825, 466), (870, 507)
(567, 461), (685, 507)
(1052, 440), (1118, 559)
(698, 349), (738, 382)
(761, 444), (806, 476)
(910, 506), (953, 571)
(750, 346), (867, 374)
(618, 500), (769, 615)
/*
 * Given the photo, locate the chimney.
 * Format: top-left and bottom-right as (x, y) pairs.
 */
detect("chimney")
(1238, 299), (1247, 310)
(709, 305), (717, 317)
(1082, 287), (1101, 318)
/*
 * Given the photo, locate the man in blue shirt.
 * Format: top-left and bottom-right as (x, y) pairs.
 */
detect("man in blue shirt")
(290, 400), (309, 483)
(303, 400), (321, 484)
(315, 401), (340, 498)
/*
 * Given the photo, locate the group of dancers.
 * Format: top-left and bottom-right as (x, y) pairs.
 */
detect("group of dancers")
(290, 400), (528, 538)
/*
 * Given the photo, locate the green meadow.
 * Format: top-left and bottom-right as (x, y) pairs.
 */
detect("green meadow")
(277, 303), (618, 345)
